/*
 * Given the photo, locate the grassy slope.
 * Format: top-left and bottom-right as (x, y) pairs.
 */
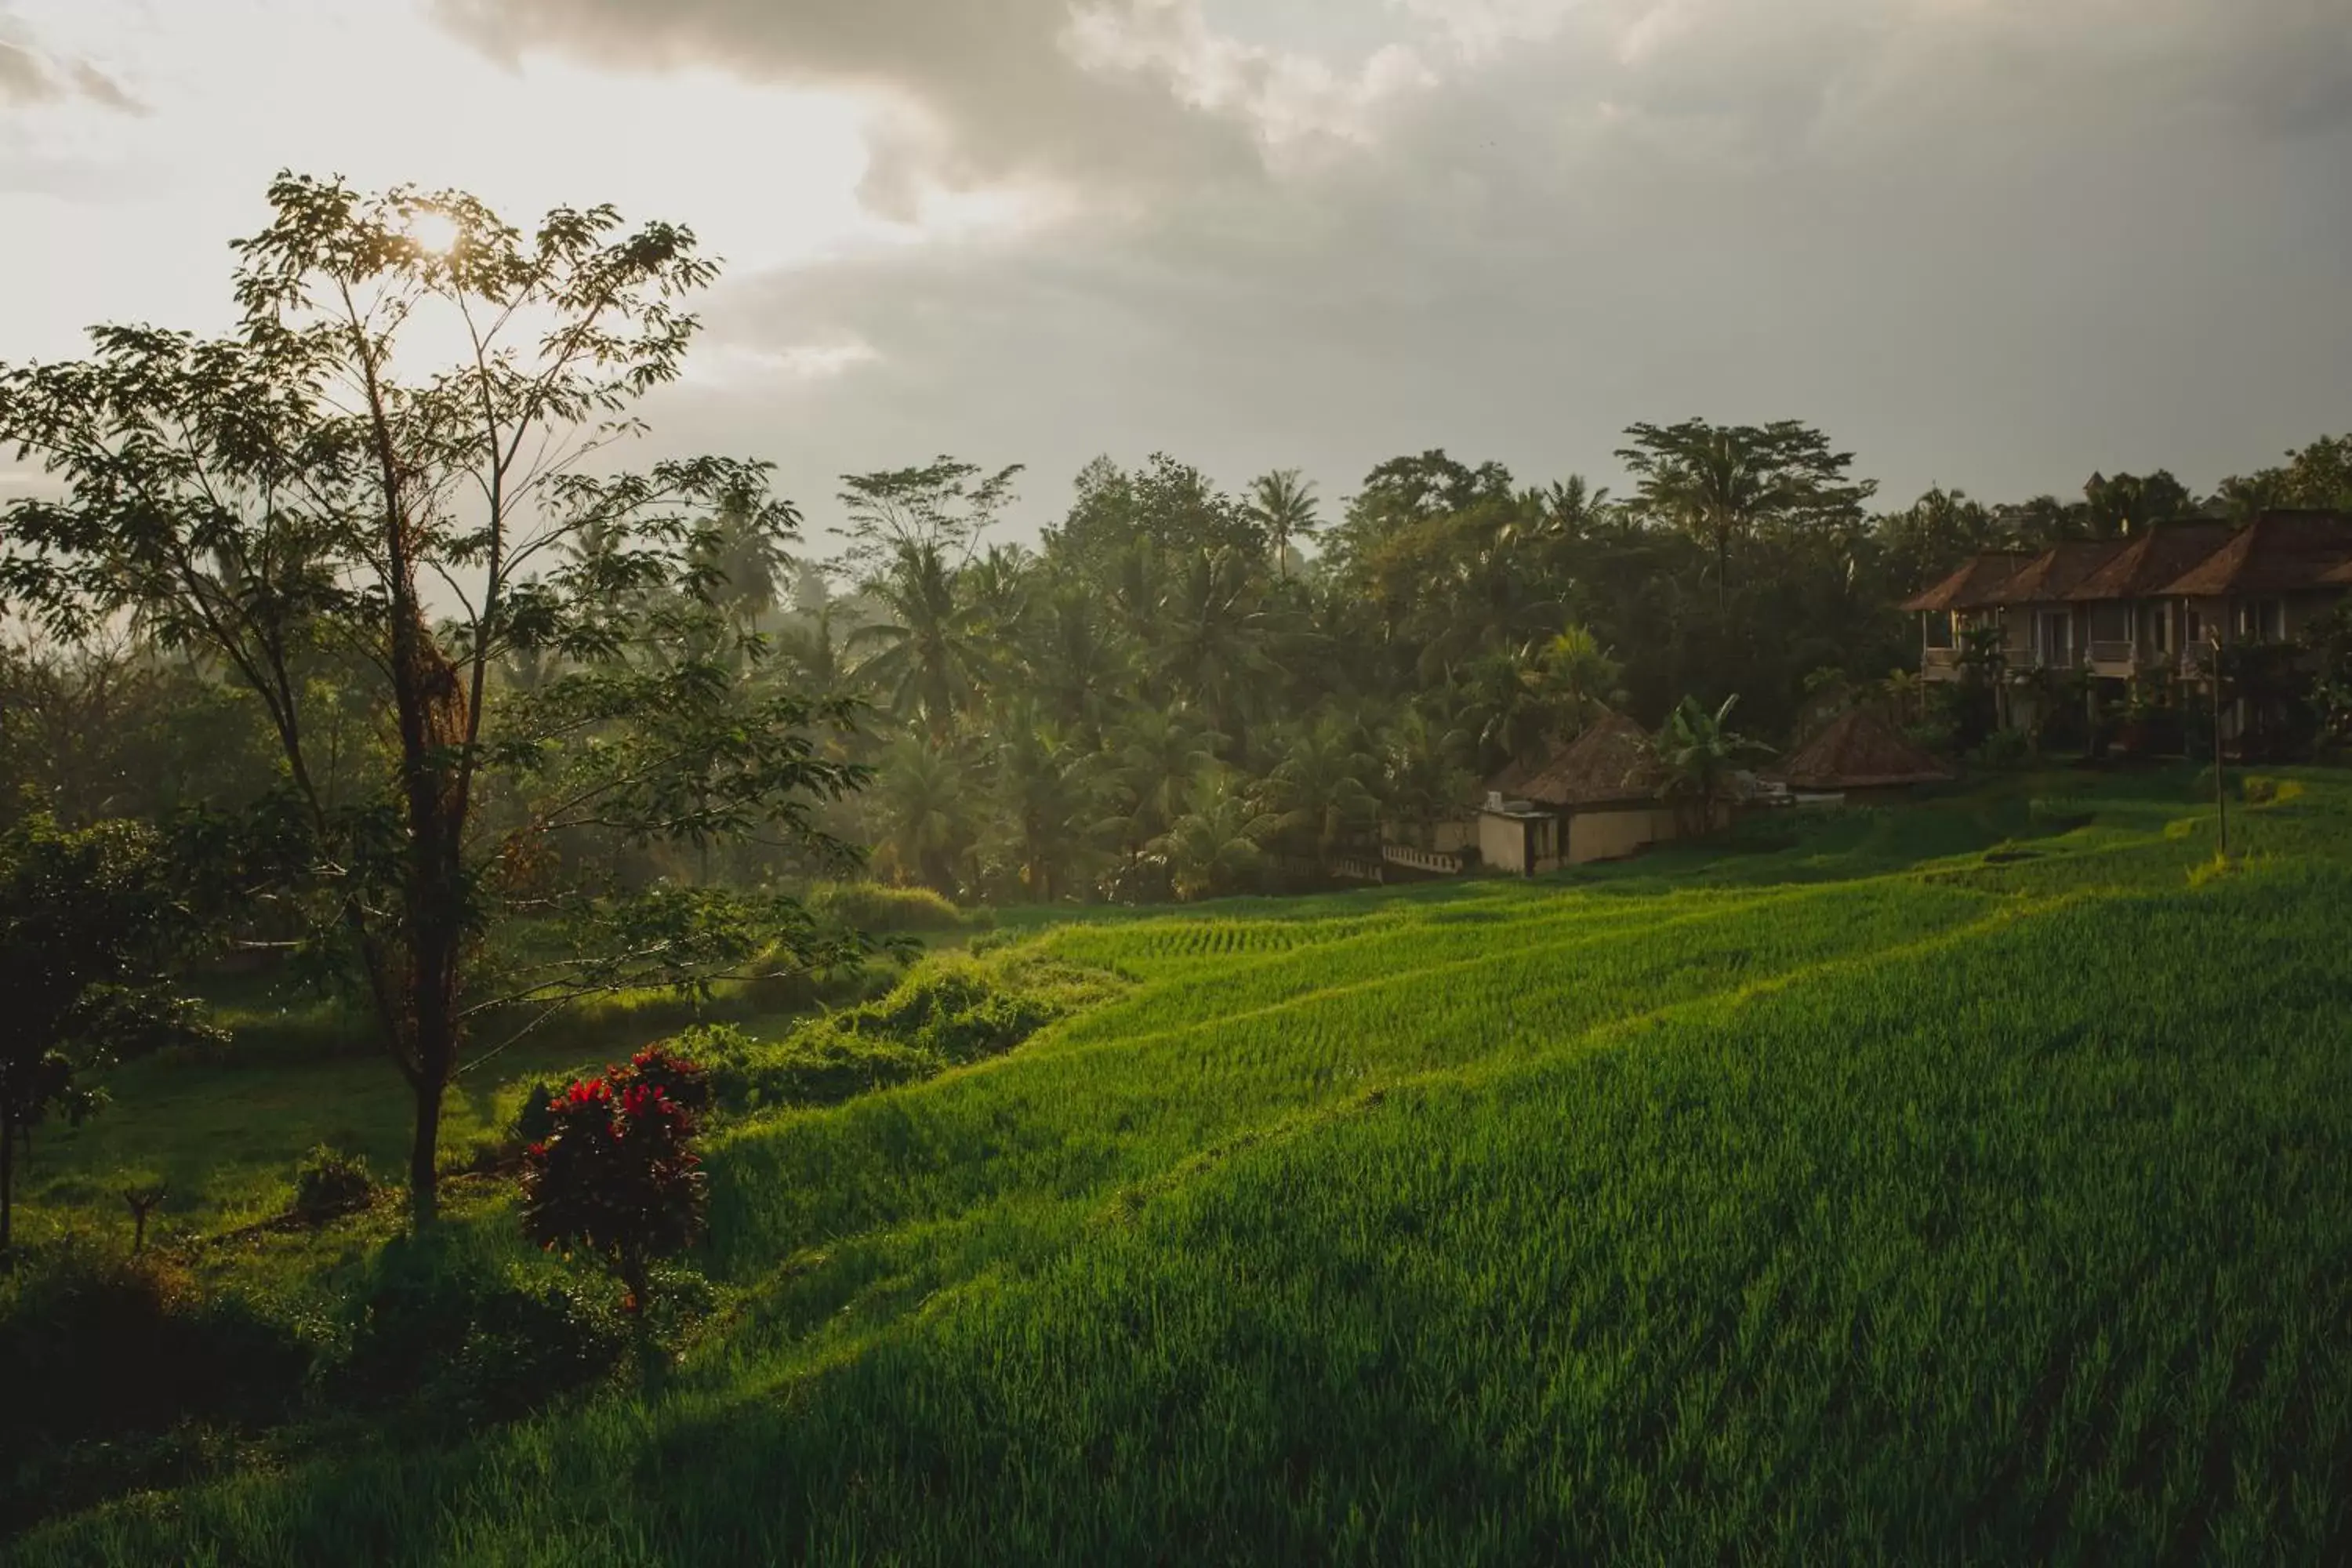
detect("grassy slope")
(24, 771), (2352, 1563)
(15, 975), (894, 1240)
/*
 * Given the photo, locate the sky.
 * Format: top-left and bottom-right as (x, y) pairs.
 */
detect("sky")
(2, 0), (2348, 543)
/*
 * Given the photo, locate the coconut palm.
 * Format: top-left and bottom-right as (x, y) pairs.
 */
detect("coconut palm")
(869, 737), (975, 895)
(1152, 768), (1277, 902)
(1456, 654), (1555, 779)
(1246, 469), (1321, 580)
(1260, 715), (1381, 869)
(1379, 706), (1475, 843)
(1107, 706), (1225, 850)
(1025, 588), (1138, 738)
(1154, 546), (1271, 746)
(1537, 624), (1621, 733)
(848, 542), (986, 740)
(990, 708), (1106, 903)
(1882, 668), (1924, 727)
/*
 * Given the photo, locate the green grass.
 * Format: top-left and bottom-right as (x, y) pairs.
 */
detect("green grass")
(17, 768), (2352, 1563)
(14, 964), (902, 1247)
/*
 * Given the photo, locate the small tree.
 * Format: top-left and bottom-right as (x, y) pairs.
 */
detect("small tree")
(1650, 695), (1772, 838)
(0, 812), (213, 1253)
(521, 1049), (709, 1315)
(0, 176), (877, 1225)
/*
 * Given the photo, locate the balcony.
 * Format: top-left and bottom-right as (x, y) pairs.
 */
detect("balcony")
(2087, 639), (2136, 672)
(1922, 646), (1959, 681)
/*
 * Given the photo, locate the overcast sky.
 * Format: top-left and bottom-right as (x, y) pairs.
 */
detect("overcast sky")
(2, 0), (2347, 543)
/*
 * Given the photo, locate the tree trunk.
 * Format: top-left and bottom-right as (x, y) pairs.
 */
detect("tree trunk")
(408, 1069), (445, 1227)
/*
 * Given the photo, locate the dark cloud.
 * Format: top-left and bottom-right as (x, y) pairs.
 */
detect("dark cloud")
(430, 0), (1276, 212)
(439, 0), (2352, 532)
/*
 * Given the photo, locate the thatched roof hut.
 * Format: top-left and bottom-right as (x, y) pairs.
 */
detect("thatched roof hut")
(1512, 711), (1664, 808)
(1775, 707), (1953, 793)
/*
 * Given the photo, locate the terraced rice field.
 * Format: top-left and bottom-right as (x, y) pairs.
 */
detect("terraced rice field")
(22, 771), (2352, 1564)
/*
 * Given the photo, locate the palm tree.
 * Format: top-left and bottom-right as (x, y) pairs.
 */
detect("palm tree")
(1378, 706), (1475, 845)
(696, 488), (795, 630)
(991, 709), (1105, 903)
(772, 602), (850, 705)
(1246, 469), (1321, 580)
(1649, 695), (1771, 837)
(869, 737), (974, 896)
(1260, 715), (1380, 869)
(1882, 668), (1924, 727)
(1025, 588), (1138, 738)
(1152, 768), (1276, 902)
(1537, 624), (1621, 733)
(1456, 654), (1555, 779)
(1154, 546), (1271, 747)
(848, 542), (986, 740)
(1107, 706), (1225, 851)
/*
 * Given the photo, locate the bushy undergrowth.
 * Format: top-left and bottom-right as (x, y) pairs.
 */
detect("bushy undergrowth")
(0, 1237), (310, 1533)
(291, 1144), (373, 1221)
(325, 1229), (630, 1428)
(545, 953), (1122, 1123)
(805, 880), (991, 936)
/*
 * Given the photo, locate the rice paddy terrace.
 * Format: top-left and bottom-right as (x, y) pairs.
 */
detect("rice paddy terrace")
(23, 770), (2352, 1564)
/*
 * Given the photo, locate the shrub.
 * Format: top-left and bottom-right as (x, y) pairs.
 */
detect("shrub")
(292, 1143), (373, 1221)
(514, 1080), (561, 1144)
(0, 1236), (309, 1530)
(1976, 728), (2031, 768)
(328, 1229), (626, 1425)
(608, 1043), (714, 1117)
(807, 880), (988, 935)
(521, 1065), (709, 1312)
(2027, 793), (2092, 832)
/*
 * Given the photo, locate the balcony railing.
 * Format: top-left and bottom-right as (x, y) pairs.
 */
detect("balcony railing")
(2088, 640), (2135, 666)
(1382, 844), (1464, 876)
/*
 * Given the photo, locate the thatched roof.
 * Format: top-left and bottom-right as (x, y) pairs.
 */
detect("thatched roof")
(1775, 707), (1954, 792)
(1512, 711), (1664, 809)
(2065, 521), (2234, 602)
(2157, 510), (2352, 597)
(1900, 552), (2033, 612)
(1979, 541), (2127, 606)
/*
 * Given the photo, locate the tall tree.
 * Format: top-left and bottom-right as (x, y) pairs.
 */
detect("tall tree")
(0, 176), (871, 1222)
(2079, 470), (2199, 537)
(1617, 419), (1877, 610)
(1246, 469), (1321, 580)
(848, 543), (985, 740)
(2215, 434), (2352, 518)
(832, 457), (1023, 581)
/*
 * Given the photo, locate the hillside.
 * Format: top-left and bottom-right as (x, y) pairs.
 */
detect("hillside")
(20, 771), (2352, 1564)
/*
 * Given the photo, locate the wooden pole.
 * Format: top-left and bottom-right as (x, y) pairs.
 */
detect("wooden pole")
(2211, 630), (2228, 860)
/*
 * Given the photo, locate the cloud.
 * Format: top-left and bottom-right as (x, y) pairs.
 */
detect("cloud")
(0, 11), (141, 112)
(430, 0), (1303, 213)
(560, 0), (2351, 539)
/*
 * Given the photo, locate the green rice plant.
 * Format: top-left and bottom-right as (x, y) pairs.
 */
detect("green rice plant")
(17, 766), (2352, 1563)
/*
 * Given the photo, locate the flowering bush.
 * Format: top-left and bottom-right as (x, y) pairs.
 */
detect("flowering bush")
(608, 1044), (715, 1118)
(518, 1053), (710, 1312)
